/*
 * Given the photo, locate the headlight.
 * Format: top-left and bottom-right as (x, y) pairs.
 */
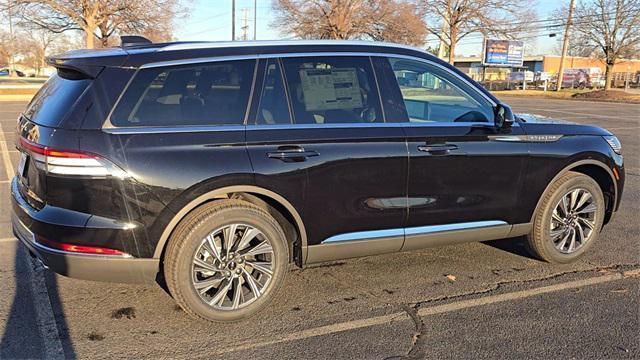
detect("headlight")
(603, 135), (622, 155)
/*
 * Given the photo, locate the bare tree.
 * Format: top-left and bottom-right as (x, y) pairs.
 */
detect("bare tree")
(0, 30), (11, 67)
(19, 28), (59, 75)
(420, 0), (536, 64)
(5, 0), (186, 49)
(570, 0), (640, 90)
(272, 0), (427, 46)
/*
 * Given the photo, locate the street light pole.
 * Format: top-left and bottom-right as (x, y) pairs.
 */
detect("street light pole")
(556, 0), (576, 92)
(231, 0), (236, 41)
(253, 0), (257, 40)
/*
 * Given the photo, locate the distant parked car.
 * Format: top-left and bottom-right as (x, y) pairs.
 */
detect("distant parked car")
(0, 69), (9, 76)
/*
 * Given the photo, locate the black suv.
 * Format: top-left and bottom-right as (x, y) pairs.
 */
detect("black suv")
(11, 38), (624, 322)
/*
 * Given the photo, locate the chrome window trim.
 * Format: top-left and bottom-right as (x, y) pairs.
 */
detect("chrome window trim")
(102, 122), (504, 135)
(103, 125), (246, 134)
(322, 220), (508, 244)
(102, 51), (500, 132)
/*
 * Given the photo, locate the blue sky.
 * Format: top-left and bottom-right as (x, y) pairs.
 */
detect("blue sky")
(174, 0), (566, 57)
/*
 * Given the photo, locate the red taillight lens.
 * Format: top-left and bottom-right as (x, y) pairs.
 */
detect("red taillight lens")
(36, 236), (130, 256)
(19, 138), (91, 158)
(18, 137), (128, 178)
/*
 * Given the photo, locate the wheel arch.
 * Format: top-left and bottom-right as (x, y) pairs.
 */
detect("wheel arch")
(530, 159), (618, 225)
(153, 185), (308, 265)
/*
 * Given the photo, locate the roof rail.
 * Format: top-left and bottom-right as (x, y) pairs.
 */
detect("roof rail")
(120, 35), (152, 48)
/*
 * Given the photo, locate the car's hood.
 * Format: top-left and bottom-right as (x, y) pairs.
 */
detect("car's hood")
(517, 113), (612, 136)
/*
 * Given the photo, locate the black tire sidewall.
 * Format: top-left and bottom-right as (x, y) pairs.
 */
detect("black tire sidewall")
(538, 175), (605, 263)
(172, 206), (288, 322)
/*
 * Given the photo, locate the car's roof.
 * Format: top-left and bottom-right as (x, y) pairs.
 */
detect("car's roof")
(50, 40), (434, 69)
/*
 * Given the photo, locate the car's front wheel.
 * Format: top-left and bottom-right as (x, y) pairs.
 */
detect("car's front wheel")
(527, 171), (605, 263)
(164, 199), (289, 322)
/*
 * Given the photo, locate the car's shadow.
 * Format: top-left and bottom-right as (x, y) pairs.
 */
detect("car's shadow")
(0, 243), (76, 359)
(482, 236), (536, 260)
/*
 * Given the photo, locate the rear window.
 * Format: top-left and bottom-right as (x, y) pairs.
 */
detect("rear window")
(110, 59), (256, 127)
(23, 74), (91, 127)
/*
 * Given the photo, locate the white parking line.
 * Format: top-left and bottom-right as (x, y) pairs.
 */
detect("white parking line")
(211, 270), (636, 356)
(0, 237), (17, 243)
(0, 127), (14, 180)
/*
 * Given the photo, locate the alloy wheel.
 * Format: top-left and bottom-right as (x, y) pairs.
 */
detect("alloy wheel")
(549, 188), (598, 254)
(191, 224), (274, 310)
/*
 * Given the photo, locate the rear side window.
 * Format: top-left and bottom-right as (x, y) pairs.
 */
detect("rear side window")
(23, 74), (91, 127)
(281, 56), (383, 124)
(111, 60), (256, 127)
(255, 59), (291, 125)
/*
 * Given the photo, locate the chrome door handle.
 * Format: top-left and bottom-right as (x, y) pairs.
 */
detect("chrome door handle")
(267, 147), (319, 161)
(417, 144), (458, 155)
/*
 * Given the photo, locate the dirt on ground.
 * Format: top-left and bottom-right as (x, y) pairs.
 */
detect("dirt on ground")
(571, 89), (640, 103)
(492, 89), (640, 104)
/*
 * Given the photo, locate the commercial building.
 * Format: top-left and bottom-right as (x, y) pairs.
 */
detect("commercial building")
(454, 55), (640, 82)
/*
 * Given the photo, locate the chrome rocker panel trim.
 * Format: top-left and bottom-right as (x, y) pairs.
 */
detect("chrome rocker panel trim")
(306, 221), (532, 264)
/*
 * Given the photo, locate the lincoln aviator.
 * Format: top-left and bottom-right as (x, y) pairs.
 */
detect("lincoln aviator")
(11, 37), (624, 322)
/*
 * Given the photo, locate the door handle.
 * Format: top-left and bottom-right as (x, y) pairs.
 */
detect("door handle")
(267, 146), (319, 162)
(417, 144), (458, 155)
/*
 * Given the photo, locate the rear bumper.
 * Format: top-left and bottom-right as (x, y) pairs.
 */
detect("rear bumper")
(11, 178), (158, 284)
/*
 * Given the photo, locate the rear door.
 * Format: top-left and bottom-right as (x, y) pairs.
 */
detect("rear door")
(246, 56), (408, 259)
(84, 59), (257, 256)
(375, 56), (529, 245)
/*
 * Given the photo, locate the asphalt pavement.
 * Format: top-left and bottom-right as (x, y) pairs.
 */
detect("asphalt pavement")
(0, 97), (638, 359)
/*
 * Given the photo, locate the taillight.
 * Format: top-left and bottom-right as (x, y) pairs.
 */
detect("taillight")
(19, 137), (128, 178)
(35, 235), (131, 257)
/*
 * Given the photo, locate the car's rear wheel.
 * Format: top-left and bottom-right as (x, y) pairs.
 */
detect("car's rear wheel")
(527, 171), (605, 263)
(165, 199), (289, 322)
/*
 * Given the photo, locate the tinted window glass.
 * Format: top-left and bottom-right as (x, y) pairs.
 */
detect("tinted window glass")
(24, 74), (90, 127)
(389, 58), (493, 123)
(111, 60), (255, 127)
(255, 59), (291, 125)
(281, 56), (382, 124)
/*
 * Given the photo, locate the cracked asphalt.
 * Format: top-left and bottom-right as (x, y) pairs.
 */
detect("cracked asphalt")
(0, 97), (638, 359)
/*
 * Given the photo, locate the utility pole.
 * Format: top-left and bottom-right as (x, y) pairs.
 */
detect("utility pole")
(556, 0), (576, 92)
(231, 0), (236, 41)
(241, 8), (249, 41)
(436, 14), (448, 60)
(253, 0), (257, 40)
(8, 0), (15, 75)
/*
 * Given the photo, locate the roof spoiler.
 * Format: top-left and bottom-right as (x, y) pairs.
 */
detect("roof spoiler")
(46, 56), (103, 79)
(120, 35), (153, 48)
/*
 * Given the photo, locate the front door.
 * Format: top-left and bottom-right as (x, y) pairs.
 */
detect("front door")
(374, 56), (529, 248)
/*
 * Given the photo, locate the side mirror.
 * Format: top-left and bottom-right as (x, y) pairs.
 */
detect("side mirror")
(494, 103), (513, 131)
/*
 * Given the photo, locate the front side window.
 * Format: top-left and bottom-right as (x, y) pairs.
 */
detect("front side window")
(111, 59), (255, 127)
(389, 58), (494, 123)
(281, 56), (383, 124)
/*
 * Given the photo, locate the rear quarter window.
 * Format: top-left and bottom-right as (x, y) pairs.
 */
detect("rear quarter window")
(23, 74), (91, 127)
(110, 59), (256, 127)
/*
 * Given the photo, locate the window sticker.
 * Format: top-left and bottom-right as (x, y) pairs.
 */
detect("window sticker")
(299, 68), (363, 111)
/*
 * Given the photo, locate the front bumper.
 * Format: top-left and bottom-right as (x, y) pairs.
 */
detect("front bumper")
(11, 178), (158, 284)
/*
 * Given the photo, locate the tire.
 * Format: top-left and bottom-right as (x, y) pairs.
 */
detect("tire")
(164, 199), (289, 322)
(526, 171), (605, 263)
